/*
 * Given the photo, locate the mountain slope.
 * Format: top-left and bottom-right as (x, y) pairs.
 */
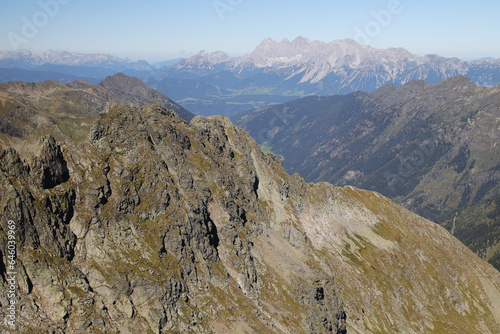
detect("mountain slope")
(0, 73), (194, 150)
(1, 104), (500, 333)
(235, 76), (500, 269)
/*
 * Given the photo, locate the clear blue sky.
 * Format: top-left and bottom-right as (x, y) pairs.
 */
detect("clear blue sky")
(1, 0), (499, 62)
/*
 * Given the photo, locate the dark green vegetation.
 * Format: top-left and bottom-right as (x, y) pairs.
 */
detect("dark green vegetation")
(236, 76), (500, 270)
(444, 195), (500, 269)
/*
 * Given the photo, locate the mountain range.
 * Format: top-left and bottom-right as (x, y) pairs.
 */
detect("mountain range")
(0, 49), (150, 71)
(159, 37), (500, 115)
(235, 75), (500, 270)
(172, 37), (500, 87)
(1, 35), (500, 333)
(2, 38), (500, 116)
(0, 50), (153, 84)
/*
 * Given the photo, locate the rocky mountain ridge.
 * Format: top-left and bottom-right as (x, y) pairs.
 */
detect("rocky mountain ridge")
(1, 102), (500, 333)
(0, 73), (194, 150)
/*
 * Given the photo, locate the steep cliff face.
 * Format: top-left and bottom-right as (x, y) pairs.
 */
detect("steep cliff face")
(1, 104), (500, 333)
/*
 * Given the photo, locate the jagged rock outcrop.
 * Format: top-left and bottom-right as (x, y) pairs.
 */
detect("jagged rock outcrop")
(1, 104), (500, 333)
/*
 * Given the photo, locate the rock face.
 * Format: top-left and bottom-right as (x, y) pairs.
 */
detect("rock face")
(1, 104), (500, 333)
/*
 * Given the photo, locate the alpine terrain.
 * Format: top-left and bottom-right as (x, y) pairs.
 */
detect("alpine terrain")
(236, 75), (500, 270)
(0, 78), (500, 333)
(0, 73), (194, 151)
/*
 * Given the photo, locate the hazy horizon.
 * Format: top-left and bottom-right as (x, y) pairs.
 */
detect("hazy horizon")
(3, 36), (499, 65)
(1, 0), (499, 63)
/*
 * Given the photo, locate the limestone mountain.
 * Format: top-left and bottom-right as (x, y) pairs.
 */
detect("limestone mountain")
(1, 102), (500, 333)
(171, 37), (500, 89)
(0, 73), (194, 150)
(235, 76), (500, 270)
(158, 37), (500, 115)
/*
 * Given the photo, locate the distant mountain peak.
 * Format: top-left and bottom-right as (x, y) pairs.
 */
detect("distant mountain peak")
(435, 74), (476, 88)
(291, 36), (311, 44)
(257, 37), (279, 48)
(472, 57), (495, 62)
(99, 72), (147, 88)
(172, 38), (500, 84)
(175, 50), (231, 69)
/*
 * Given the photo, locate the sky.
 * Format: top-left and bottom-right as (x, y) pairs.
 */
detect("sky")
(1, 0), (499, 63)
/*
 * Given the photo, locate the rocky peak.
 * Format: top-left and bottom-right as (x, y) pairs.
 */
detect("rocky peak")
(254, 37), (279, 50)
(99, 72), (144, 89)
(434, 74), (477, 89)
(32, 136), (70, 189)
(175, 50), (232, 69)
